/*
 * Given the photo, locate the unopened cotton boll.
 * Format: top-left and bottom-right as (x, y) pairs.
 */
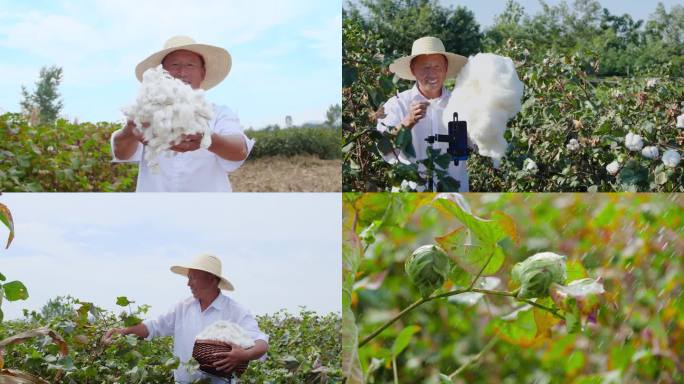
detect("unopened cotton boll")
(606, 160), (620, 175)
(195, 321), (255, 349)
(624, 132), (643, 151)
(641, 146), (659, 159)
(566, 139), (580, 151)
(677, 114), (684, 129)
(122, 65), (214, 172)
(443, 53), (524, 168)
(662, 149), (681, 168)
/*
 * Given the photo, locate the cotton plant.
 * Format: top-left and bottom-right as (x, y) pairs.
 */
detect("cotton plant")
(195, 321), (255, 349)
(662, 150), (681, 168)
(624, 132), (643, 152)
(122, 65), (214, 172)
(443, 53), (524, 168)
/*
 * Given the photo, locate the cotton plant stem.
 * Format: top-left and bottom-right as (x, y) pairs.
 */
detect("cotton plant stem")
(392, 356), (399, 384)
(447, 337), (498, 380)
(359, 287), (560, 347)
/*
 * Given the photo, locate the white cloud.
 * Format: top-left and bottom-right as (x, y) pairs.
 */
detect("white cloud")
(301, 14), (342, 62)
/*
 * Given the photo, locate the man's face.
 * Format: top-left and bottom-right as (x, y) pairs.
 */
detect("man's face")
(187, 269), (219, 298)
(162, 49), (206, 89)
(410, 54), (448, 96)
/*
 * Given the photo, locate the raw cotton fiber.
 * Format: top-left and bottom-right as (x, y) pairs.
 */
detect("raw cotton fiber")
(195, 321), (255, 349)
(443, 53), (524, 168)
(122, 65), (214, 171)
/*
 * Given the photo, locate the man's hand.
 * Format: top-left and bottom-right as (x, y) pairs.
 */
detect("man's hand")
(122, 120), (149, 144)
(401, 101), (429, 129)
(101, 328), (123, 345)
(170, 133), (203, 153)
(212, 344), (249, 373)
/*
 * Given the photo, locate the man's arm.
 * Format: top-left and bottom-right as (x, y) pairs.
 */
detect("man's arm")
(212, 339), (269, 373)
(113, 121), (146, 160)
(101, 323), (149, 344)
(169, 132), (248, 161)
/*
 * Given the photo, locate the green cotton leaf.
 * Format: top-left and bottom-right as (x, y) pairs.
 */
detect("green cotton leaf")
(565, 298), (581, 333)
(432, 193), (512, 245)
(436, 227), (505, 277)
(0, 273), (5, 281)
(342, 226), (363, 383)
(122, 314), (142, 327)
(434, 153), (452, 170)
(492, 305), (539, 347)
(395, 127), (416, 158)
(511, 252), (567, 299)
(116, 296), (132, 306)
(342, 64), (357, 88)
(565, 259), (588, 283)
(617, 159), (648, 187)
(3, 280), (28, 301)
(437, 176), (461, 192)
(0, 202), (15, 249)
(405, 245), (450, 298)
(391, 325), (421, 357)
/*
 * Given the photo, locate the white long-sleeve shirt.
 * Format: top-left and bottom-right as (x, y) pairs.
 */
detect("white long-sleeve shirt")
(377, 85), (469, 192)
(143, 293), (268, 384)
(111, 104), (254, 192)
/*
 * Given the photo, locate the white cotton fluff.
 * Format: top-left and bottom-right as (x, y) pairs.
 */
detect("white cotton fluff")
(606, 160), (620, 175)
(624, 132), (643, 152)
(662, 150), (681, 168)
(523, 158), (538, 174)
(122, 65), (214, 172)
(676, 114), (684, 129)
(195, 321), (255, 349)
(443, 53), (524, 168)
(566, 139), (580, 151)
(641, 146), (659, 159)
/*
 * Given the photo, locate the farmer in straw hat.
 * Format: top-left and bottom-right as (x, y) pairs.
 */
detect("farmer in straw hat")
(102, 254), (269, 383)
(111, 35), (254, 192)
(376, 36), (470, 192)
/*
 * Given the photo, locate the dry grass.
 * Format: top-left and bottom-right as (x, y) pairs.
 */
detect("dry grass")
(230, 155), (341, 192)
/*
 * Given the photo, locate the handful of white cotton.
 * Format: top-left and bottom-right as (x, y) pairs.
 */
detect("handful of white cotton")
(121, 65), (214, 172)
(195, 321), (255, 349)
(443, 53), (524, 168)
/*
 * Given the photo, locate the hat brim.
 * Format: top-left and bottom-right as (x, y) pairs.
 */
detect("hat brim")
(170, 264), (234, 291)
(389, 52), (468, 81)
(135, 43), (231, 90)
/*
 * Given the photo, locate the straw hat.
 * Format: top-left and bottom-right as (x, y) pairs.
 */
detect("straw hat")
(170, 254), (234, 291)
(389, 36), (467, 81)
(135, 35), (231, 90)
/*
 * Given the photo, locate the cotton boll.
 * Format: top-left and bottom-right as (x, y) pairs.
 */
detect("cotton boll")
(122, 65), (214, 172)
(606, 160), (620, 175)
(662, 150), (681, 168)
(195, 321), (255, 349)
(566, 139), (580, 151)
(523, 158), (538, 174)
(443, 53), (524, 168)
(641, 146), (659, 159)
(624, 132), (643, 151)
(676, 114), (684, 129)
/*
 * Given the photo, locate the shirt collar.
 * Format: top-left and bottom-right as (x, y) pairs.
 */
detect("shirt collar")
(194, 292), (226, 312)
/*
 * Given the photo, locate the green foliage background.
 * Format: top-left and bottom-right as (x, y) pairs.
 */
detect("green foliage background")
(343, 0), (684, 192)
(0, 113), (340, 192)
(343, 193), (683, 383)
(0, 296), (341, 383)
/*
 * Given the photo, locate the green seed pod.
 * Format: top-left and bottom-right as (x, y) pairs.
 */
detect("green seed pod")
(405, 244), (450, 298)
(511, 252), (566, 299)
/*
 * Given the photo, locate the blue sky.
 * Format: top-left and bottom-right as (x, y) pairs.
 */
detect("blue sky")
(0, 0), (341, 129)
(0, 193), (341, 320)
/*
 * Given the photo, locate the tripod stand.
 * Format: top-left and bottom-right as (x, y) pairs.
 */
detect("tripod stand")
(424, 113), (469, 191)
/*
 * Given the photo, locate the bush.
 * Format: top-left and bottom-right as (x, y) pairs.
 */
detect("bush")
(0, 113), (137, 192)
(246, 126), (341, 160)
(0, 296), (341, 383)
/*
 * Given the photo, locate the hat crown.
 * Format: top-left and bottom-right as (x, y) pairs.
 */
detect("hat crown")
(191, 254), (222, 277)
(411, 36), (446, 56)
(163, 35), (197, 50)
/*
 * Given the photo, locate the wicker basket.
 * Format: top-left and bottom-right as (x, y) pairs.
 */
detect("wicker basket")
(192, 339), (250, 379)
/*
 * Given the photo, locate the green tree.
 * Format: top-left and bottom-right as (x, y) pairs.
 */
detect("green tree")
(325, 103), (342, 128)
(20, 65), (64, 125)
(344, 0), (483, 57)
